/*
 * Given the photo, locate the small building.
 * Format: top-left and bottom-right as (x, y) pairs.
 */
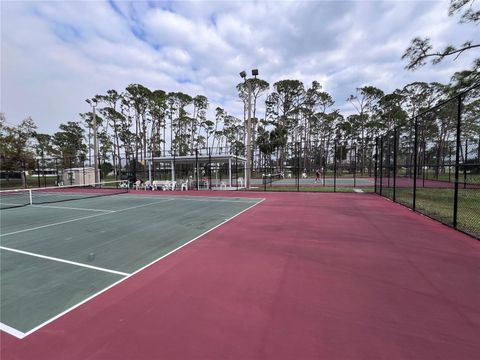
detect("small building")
(62, 167), (97, 185)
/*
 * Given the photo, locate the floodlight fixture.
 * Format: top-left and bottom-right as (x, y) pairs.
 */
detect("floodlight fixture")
(252, 69), (258, 77)
(239, 70), (247, 79)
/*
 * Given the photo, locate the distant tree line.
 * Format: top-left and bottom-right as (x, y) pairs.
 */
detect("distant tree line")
(1, 0), (478, 179)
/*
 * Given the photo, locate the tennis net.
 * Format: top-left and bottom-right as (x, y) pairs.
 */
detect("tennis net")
(0, 181), (129, 210)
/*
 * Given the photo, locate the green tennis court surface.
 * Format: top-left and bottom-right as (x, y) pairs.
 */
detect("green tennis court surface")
(0, 194), (262, 336)
(250, 177), (374, 186)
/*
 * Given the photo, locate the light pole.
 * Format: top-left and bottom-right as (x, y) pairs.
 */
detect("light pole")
(240, 69), (258, 189)
(90, 98), (99, 184)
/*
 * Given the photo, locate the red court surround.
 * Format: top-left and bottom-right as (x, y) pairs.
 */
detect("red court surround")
(1, 191), (479, 360)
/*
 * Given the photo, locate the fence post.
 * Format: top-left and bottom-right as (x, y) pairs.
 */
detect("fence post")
(262, 149), (266, 191)
(208, 148), (212, 190)
(333, 141), (337, 193)
(453, 95), (462, 228)
(413, 117), (418, 211)
(393, 127), (397, 202)
(37, 158), (41, 188)
(449, 147), (452, 183)
(21, 160), (25, 188)
(379, 137), (383, 196)
(42, 154), (47, 187)
(374, 138), (378, 193)
(235, 152), (238, 191)
(387, 135), (391, 189)
(353, 144), (357, 188)
(297, 142), (300, 192)
(464, 139), (468, 189)
(422, 129), (426, 187)
(195, 148), (199, 190)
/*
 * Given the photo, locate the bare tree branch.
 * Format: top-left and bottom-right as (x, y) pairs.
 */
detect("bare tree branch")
(403, 0), (479, 70)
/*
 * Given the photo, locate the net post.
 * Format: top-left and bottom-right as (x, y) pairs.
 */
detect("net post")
(29, 189), (33, 205)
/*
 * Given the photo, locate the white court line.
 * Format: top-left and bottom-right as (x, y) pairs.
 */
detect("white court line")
(0, 246), (130, 276)
(31, 204), (115, 212)
(0, 199), (173, 237)
(0, 322), (26, 339)
(2, 197), (266, 339)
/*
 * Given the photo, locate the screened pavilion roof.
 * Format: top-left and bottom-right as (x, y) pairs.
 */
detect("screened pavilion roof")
(150, 154), (246, 165)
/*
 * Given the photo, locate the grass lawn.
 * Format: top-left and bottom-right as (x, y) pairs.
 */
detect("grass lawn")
(394, 187), (479, 238)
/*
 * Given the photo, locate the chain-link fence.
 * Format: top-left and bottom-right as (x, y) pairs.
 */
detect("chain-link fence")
(376, 84), (480, 239)
(242, 140), (375, 192)
(1, 140), (377, 192)
(0, 154), (122, 189)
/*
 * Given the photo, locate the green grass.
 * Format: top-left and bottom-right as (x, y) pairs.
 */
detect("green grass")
(393, 187), (479, 238)
(396, 169), (480, 184)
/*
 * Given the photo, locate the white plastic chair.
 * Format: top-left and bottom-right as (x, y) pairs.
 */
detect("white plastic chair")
(134, 180), (141, 190)
(238, 177), (244, 187)
(220, 181), (227, 189)
(162, 181), (170, 191)
(144, 180), (152, 190)
(181, 180), (188, 191)
(170, 181), (177, 191)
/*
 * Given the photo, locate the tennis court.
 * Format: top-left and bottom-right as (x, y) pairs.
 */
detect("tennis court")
(0, 186), (262, 337)
(251, 177), (374, 186)
(1, 187), (479, 360)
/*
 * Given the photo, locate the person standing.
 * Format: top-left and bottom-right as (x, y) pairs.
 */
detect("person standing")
(315, 169), (321, 183)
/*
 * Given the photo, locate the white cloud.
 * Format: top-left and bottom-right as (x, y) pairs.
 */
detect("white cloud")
(1, 0), (478, 134)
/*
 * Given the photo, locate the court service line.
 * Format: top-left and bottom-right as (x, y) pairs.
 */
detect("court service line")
(13, 197), (266, 340)
(31, 204), (115, 212)
(0, 246), (130, 276)
(0, 199), (174, 237)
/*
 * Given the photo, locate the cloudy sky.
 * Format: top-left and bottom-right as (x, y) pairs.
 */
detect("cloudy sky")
(1, 0), (478, 133)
